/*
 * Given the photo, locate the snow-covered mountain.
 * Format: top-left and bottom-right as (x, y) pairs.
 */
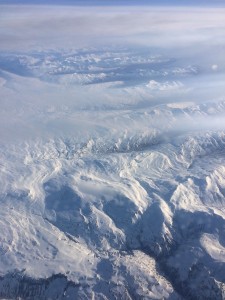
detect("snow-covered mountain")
(0, 4), (225, 300)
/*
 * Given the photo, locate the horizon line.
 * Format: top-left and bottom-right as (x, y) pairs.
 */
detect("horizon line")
(0, 0), (225, 6)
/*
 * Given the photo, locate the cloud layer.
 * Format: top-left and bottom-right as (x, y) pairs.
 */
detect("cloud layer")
(0, 5), (225, 142)
(0, 5), (225, 52)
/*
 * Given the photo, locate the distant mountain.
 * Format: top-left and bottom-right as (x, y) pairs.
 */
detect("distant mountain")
(0, 48), (225, 299)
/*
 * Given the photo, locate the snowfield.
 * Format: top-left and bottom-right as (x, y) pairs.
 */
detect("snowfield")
(0, 4), (225, 300)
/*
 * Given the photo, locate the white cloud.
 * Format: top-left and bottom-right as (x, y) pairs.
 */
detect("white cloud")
(146, 80), (183, 91)
(0, 5), (225, 143)
(0, 5), (225, 51)
(212, 64), (218, 71)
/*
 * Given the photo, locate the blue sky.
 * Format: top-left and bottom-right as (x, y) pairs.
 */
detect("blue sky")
(0, 0), (224, 6)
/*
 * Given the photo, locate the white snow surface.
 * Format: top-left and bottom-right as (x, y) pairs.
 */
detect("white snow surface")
(1, 60), (225, 297)
(1, 5), (225, 299)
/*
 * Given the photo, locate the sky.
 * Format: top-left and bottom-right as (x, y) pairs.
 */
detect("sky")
(0, 4), (225, 52)
(0, 0), (225, 6)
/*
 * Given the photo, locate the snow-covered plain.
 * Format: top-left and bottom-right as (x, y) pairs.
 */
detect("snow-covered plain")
(0, 4), (225, 299)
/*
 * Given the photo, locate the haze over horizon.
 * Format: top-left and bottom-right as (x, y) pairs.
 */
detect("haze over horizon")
(0, 0), (225, 5)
